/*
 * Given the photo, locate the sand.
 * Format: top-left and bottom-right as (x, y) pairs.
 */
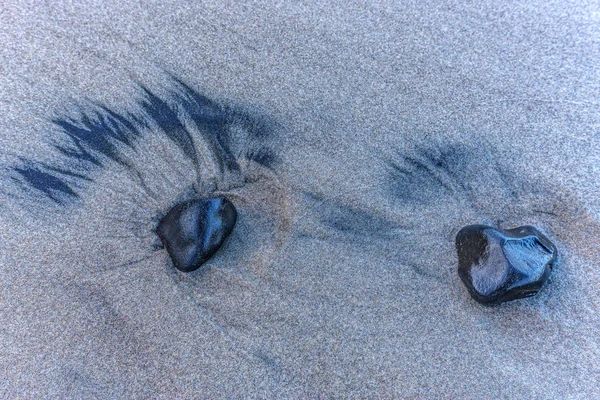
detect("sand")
(1, 1), (599, 398)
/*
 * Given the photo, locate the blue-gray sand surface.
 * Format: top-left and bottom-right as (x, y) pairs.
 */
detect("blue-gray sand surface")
(1, 1), (599, 398)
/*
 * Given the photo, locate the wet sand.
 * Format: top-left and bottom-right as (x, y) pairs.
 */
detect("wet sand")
(1, 1), (599, 398)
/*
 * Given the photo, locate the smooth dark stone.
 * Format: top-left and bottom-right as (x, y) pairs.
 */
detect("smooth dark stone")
(456, 225), (557, 305)
(157, 196), (237, 272)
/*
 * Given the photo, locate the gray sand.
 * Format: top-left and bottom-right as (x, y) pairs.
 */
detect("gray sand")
(1, 1), (599, 398)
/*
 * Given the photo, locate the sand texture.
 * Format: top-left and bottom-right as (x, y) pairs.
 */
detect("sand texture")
(1, 1), (599, 398)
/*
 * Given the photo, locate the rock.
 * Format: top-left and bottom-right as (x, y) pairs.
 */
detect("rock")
(455, 225), (557, 305)
(157, 196), (237, 272)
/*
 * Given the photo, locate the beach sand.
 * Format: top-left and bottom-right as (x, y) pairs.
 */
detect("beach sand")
(1, 1), (599, 398)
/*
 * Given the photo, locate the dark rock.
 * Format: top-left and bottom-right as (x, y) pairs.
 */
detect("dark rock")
(456, 225), (557, 305)
(157, 196), (237, 272)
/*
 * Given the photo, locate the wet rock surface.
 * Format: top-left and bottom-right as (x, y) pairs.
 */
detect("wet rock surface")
(157, 196), (237, 272)
(456, 225), (557, 305)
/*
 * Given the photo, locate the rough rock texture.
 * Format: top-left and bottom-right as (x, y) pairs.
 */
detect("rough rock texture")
(456, 225), (557, 305)
(157, 196), (237, 272)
